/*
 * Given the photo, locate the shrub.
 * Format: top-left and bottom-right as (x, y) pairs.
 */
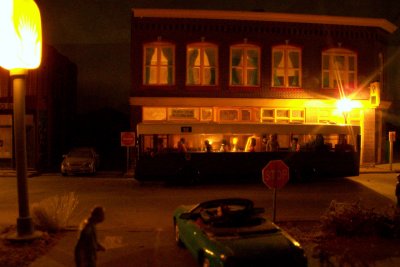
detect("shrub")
(320, 200), (400, 238)
(31, 192), (79, 232)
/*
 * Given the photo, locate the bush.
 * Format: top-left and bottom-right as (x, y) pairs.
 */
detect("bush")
(31, 192), (79, 233)
(320, 200), (400, 238)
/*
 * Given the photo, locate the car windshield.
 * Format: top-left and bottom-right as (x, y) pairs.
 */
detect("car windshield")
(68, 151), (92, 158)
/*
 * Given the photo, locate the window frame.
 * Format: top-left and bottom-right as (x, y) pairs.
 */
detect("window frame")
(322, 48), (357, 90)
(143, 42), (175, 85)
(186, 42), (218, 86)
(271, 45), (302, 88)
(229, 44), (260, 87)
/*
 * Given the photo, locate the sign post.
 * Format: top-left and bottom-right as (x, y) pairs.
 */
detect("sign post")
(262, 160), (289, 222)
(389, 131), (396, 171)
(121, 132), (135, 175)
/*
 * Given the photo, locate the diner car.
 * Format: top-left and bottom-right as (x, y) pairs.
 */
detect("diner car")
(136, 123), (361, 183)
(173, 198), (307, 267)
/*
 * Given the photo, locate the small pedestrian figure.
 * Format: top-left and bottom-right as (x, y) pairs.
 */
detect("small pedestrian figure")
(75, 206), (106, 267)
(396, 174), (400, 208)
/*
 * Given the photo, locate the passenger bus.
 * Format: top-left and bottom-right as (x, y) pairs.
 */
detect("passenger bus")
(134, 122), (361, 183)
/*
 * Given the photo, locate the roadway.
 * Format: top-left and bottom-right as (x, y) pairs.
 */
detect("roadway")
(0, 167), (399, 266)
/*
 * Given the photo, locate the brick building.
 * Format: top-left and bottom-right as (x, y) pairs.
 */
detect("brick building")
(130, 8), (398, 165)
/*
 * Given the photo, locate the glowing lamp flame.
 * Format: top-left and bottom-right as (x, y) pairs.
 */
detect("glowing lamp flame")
(232, 137), (238, 145)
(0, 0), (42, 70)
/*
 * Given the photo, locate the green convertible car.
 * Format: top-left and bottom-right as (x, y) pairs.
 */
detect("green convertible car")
(173, 198), (307, 267)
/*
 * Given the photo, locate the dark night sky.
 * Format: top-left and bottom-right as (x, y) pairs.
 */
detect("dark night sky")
(35, 0), (400, 115)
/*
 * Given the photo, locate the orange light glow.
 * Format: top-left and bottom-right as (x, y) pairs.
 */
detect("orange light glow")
(232, 137), (238, 145)
(336, 98), (361, 113)
(337, 98), (352, 113)
(0, 0), (42, 70)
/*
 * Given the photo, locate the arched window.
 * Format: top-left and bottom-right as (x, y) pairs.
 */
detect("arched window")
(230, 44), (260, 86)
(143, 42), (175, 85)
(187, 43), (218, 85)
(272, 45), (301, 88)
(322, 48), (357, 89)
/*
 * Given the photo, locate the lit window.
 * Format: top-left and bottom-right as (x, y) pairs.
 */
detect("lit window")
(143, 42), (174, 85)
(272, 45), (301, 88)
(230, 44), (260, 86)
(187, 43), (217, 85)
(322, 48), (357, 89)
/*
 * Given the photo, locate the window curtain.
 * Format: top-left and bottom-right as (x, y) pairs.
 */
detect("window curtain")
(187, 48), (199, 84)
(288, 51), (299, 68)
(273, 51), (283, 86)
(205, 47), (216, 85)
(231, 49), (242, 85)
(288, 51), (299, 86)
(247, 49), (259, 85)
(144, 47), (155, 84)
(162, 47), (173, 84)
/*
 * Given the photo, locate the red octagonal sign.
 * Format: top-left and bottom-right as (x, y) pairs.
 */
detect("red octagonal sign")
(121, 132), (135, 147)
(262, 160), (289, 189)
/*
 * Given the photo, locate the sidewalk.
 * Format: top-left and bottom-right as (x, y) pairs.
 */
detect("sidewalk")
(0, 169), (40, 177)
(0, 170), (127, 178)
(359, 162), (400, 174)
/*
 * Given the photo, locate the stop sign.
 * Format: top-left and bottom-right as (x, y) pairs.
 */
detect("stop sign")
(121, 132), (135, 147)
(262, 160), (289, 189)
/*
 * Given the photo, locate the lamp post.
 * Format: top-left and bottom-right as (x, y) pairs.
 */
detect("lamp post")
(0, 0), (42, 240)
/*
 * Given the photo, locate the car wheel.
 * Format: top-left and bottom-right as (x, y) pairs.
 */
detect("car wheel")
(202, 257), (210, 267)
(174, 223), (184, 247)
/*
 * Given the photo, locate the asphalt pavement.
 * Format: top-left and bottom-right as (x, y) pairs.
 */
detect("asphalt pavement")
(1, 163), (400, 267)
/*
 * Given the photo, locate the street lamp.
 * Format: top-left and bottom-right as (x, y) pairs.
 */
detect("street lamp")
(336, 98), (352, 124)
(0, 0), (42, 240)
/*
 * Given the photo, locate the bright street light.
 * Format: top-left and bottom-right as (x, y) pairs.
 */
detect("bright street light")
(0, 0), (42, 240)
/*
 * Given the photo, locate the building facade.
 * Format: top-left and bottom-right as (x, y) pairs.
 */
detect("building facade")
(130, 9), (398, 165)
(0, 45), (77, 171)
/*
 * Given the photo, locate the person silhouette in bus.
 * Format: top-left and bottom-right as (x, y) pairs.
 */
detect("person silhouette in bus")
(220, 139), (230, 152)
(204, 140), (212, 152)
(290, 137), (300, 152)
(266, 134), (279, 152)
(157, 138), (164, 153)
(177, 138), (187, 153)
(249, 138), (256, 152)
(314, 134), (327, 152)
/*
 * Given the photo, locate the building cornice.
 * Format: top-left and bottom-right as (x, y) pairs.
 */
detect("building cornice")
(132, 8), (398, 34)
